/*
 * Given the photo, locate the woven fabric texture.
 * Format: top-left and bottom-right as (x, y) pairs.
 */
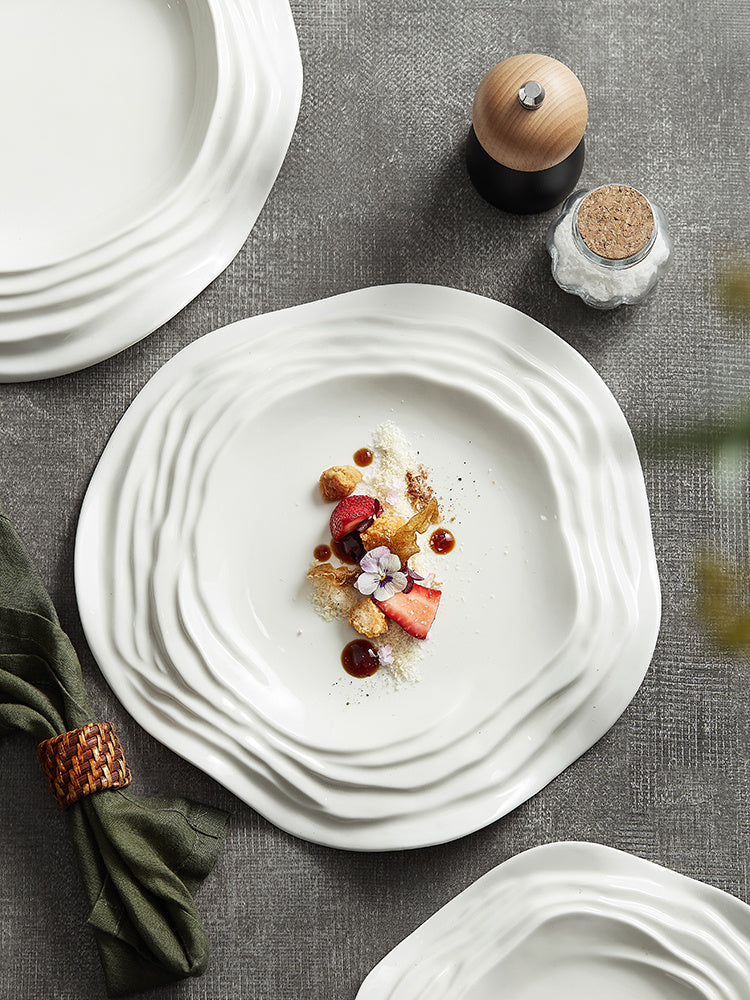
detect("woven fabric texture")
(1, 0), (748, 997)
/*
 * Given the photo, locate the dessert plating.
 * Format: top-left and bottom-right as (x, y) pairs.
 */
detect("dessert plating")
(307, 423), (454, 681)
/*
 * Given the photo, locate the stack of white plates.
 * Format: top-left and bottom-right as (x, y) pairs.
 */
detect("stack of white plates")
(357, 842), (750, 998)
(75, 285), (661, 850)
(0, 0), (301, 381)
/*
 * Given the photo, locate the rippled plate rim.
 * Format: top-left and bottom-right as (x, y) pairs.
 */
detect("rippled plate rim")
(104, 325), (633, 764)
(355, 842), (750, 998)
(75, 284), (661, 850)
(0, 0), (302, 381)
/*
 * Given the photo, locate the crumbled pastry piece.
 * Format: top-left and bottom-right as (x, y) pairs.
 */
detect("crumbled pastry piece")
(306, 562), (360, 586)
(361, 509), (408, 551)
(319, 465), (362, 501)
(348, 598), (389, 638)
(309, 575), (358, 621)
(390, 497), (440, 563)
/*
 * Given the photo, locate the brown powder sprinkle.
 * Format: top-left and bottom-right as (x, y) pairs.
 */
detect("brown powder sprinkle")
(405, 466), (434, 510)
(577, 184), (654, 260)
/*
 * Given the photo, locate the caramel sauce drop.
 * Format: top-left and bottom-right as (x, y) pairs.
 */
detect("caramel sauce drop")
(313, 544), (331, 561)
(353, 447), (373, 467)
(341, 639), (379, 677)
(429, 528), (455, 554)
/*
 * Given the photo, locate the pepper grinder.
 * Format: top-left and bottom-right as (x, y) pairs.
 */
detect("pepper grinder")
(467, 53), (588, 214)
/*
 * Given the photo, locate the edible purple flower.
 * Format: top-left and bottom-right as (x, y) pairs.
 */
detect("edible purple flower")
(355, 545), (407, 601)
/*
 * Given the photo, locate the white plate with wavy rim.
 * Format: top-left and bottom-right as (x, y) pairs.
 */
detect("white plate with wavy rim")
(356, 842), (750, 999)
(0, 0), (301, 382)
(75, 284), (660, 850)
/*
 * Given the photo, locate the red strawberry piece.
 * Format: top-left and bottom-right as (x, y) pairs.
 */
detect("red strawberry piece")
(373, 583), (441, 639)
(329, 495), (382, 541)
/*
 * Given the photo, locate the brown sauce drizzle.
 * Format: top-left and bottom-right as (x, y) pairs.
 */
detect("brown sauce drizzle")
(429, 528), (455, 554)
(353, 447), (373, 467)
(313, 544), (331, 561)
(341, 639), (379, 677)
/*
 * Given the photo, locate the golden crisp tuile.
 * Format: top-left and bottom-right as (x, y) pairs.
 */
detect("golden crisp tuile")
(390, 497), (440, 563)
(306, 562), (360, 586)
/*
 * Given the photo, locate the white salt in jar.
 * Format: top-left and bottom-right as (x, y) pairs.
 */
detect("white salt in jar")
(546, 184), (672, 308)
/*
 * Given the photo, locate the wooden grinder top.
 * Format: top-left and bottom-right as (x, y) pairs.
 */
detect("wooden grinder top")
(473, 54), (588, 173)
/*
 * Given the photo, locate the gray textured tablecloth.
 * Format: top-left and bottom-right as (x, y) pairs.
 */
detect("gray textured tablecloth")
(2, 1), (749, 997)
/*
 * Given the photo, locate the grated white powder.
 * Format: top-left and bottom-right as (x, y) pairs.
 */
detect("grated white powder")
(360, 421), (444, 585)
(382, 627), (423, 685)
(360, 422), (418, 511)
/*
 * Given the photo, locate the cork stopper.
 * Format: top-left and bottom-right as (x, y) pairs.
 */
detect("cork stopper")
(472, 54), (587, 172)
(577, 185), (654, 260)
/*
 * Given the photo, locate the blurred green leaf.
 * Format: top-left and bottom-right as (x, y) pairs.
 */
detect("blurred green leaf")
(716, 259), (750, 316)
(638, 408), (750, 457)
(696, 552), (750, 654)
(640, 258), (750, 458)
(673, 258), (750, 654)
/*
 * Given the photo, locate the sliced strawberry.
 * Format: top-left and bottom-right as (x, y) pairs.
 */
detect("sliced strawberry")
(330, 495), (382, 541)
(373, 583), (441, 639)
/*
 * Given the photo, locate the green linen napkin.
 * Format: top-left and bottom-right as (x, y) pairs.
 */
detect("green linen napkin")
(0, 504), (229, 997)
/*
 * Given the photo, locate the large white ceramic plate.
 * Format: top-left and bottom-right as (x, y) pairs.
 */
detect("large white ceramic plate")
(0, 0), (301, 381)
(356, 842), (750, 998)
(75, 284), (660, 850)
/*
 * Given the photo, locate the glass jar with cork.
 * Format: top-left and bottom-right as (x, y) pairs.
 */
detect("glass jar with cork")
(547, 184), (672, 308)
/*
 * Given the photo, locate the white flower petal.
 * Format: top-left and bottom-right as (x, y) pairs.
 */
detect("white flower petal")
(355, 573), (380, 595)
(382, 553), (402, 575)
(375, 580), (397, 601)
(369, 545), (391, 564)
(390, 571), (408, 593)
(359, 552), (380, 574)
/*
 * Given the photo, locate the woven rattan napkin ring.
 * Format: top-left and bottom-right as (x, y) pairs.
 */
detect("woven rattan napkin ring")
(37, 721), (132, 809)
